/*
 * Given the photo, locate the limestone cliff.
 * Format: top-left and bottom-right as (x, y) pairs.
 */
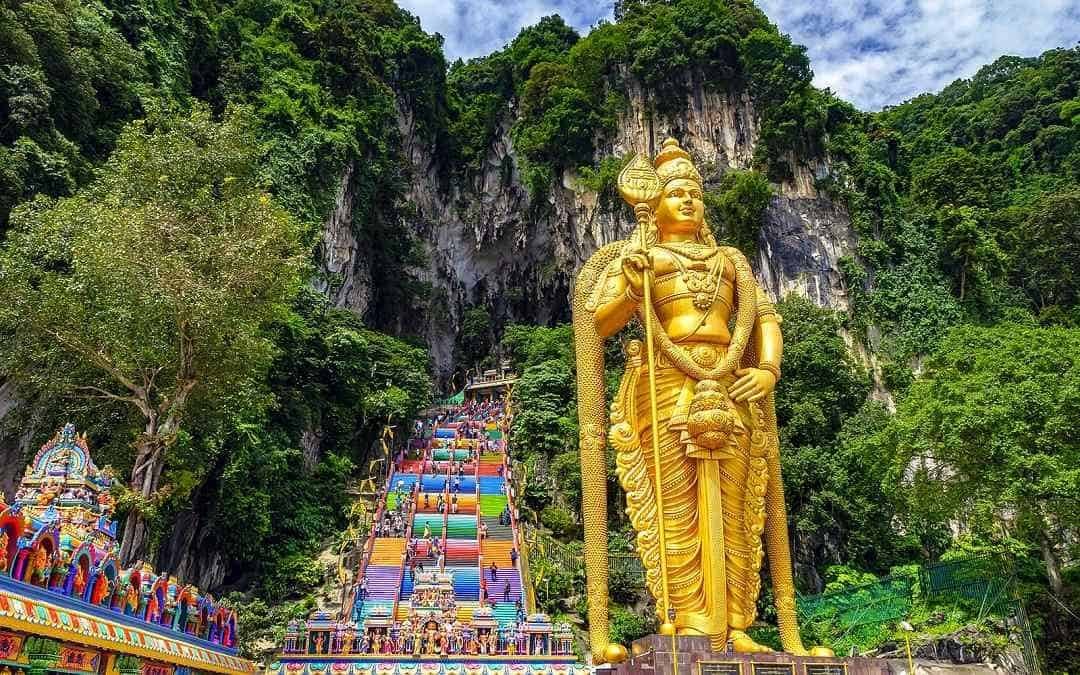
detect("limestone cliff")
(321, 75), (857, 379)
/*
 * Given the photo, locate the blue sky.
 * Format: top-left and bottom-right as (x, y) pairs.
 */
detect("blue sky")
(396, 0), (1080, 110)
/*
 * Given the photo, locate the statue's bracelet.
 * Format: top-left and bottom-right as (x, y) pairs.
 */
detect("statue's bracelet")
(758, 362), (781, 381)
(625, 286), (643, 303)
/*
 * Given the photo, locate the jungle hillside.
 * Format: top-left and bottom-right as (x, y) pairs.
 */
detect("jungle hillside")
(0, 0), (1077, 670)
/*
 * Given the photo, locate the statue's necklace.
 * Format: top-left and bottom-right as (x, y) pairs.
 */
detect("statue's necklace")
(656, 242), (724, 312)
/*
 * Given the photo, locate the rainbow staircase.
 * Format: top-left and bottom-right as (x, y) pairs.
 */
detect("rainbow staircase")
(322, 409), (582, 672)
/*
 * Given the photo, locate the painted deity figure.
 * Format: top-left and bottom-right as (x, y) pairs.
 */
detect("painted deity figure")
(72, 565), (87, 596)
(574, 139), (829, 661)
(29, 546), (48, 586)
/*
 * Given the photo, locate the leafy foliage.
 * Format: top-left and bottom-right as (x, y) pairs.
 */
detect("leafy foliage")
(703, 169), (772, 256)
(0, 0), (145, 230)
(874, 325), (1080, 569)
(0, 104), (306, 559)
(829, 48), (1080, 360)
(445, 0), (834, 197)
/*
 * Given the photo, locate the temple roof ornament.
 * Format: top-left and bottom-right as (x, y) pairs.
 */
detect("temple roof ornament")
(0, 423), (242, 660)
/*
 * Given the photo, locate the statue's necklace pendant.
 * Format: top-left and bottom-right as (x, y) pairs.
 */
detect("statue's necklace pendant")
(686, 270), (718, 310)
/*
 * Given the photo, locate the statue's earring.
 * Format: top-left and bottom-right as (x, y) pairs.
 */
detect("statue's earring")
(699, 220), (718, 247)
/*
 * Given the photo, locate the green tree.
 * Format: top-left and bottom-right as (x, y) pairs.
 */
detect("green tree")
(1009, 188), (1080, 315)
(771, 297), (918, 582)
(876, 324), (1080, 596)
(703, 169), (772, 256)
(455, 305), (494, 372)
(934, 205), (1005, 302)
(0, 104), (306, 562)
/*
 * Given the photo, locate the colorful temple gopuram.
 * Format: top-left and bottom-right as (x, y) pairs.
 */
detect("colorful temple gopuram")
(271, 400), (588, 675)
(0, 424), (252, 675)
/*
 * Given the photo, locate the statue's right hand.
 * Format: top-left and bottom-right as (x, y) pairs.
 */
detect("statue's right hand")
(621, 247), (651, 296)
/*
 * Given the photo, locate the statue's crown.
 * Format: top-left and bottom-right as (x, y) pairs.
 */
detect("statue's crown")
(654, 138), (702, 187)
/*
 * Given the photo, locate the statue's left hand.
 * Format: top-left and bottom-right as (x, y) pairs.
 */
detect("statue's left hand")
(730, 368), (777, 402)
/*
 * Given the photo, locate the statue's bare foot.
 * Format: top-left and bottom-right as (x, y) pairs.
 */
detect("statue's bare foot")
(600, 643), (628, 664)
(729, 630), (773, 653)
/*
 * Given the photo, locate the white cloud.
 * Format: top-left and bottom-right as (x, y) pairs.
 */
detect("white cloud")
(756, 0), (1080, 109)
(399, 0), (1079, 109)
(396, 0), (612, 62)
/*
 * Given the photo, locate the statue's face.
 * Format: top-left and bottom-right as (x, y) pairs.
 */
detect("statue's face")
(656, 178), (704, 235)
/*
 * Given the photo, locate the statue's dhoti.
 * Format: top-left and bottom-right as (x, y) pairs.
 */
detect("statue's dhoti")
(613, 341), (767, 642)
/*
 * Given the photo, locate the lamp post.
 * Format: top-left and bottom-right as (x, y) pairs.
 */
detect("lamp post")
(900, 620), (916, 675)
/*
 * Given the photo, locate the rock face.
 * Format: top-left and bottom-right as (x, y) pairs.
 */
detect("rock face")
(326, 75), (858, 379)
(0, 379), (31, 500)
(758, 196), (856, 310)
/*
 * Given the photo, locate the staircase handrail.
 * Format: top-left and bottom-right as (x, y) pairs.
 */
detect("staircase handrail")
(474, 435), (485, 606)
(441, 443), (451, 568)
(503, 437), (534, 613)
(518, 521), (537, 613)
(344, 443), (399, 620)
(391, 482), (420, 623)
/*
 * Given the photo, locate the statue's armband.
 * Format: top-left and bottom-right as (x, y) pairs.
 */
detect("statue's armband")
(755, 286), (781, 325)
(586, 258), (626, 313)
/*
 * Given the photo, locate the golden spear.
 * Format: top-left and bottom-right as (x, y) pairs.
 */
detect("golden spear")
(617, 154), (677, 639)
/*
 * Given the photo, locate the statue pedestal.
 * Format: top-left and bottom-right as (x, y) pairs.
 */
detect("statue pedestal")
(611, 635), (890, 675)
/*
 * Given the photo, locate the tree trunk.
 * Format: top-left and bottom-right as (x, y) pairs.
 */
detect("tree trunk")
(119, 429), (164, 565)
(1038, 528), (1064, 597)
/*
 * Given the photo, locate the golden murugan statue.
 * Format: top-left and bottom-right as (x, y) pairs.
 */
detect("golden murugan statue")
(574, 139), (828, 663)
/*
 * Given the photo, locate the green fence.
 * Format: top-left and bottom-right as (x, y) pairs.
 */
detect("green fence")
(799, 572), (916, 629)
(798, 555), (1039, 674)
(920, 555), (1011, 615)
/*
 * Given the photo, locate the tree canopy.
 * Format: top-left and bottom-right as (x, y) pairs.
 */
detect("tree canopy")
(0, 103), (307, 561)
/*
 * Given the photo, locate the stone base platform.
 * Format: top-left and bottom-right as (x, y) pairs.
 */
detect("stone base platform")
(610, 635), (890, 675)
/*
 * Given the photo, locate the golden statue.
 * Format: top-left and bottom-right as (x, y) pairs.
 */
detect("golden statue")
(574, 139), (829, 662)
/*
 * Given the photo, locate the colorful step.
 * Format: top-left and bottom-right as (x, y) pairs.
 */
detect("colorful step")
(476, 463), (505, 476)
(480, 541), (515, 565)
(361, 565), (401, 601)
(492, 602), (518, 626)
(399, 569), (415, 599)
(445, 514), (477, 539)
(448, 493), (477, 513)
(419, 475), (448, 491)
(445, 565), (479, 600)
(447, 476), (477, 492)
(477, 477), (505, 494)
(480, 568), (523, 602)
(415, 492), (446, 512)
(479, 494), (508, 517)
(481, 515), (513, 540)
(412, 513), (445, 536)
(444, 538), (479, 565)
(456, 600), (478, 622)
(389, 473), (420, 492)
(370, 538), (405, 565)
(432, 449), (470, 462)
